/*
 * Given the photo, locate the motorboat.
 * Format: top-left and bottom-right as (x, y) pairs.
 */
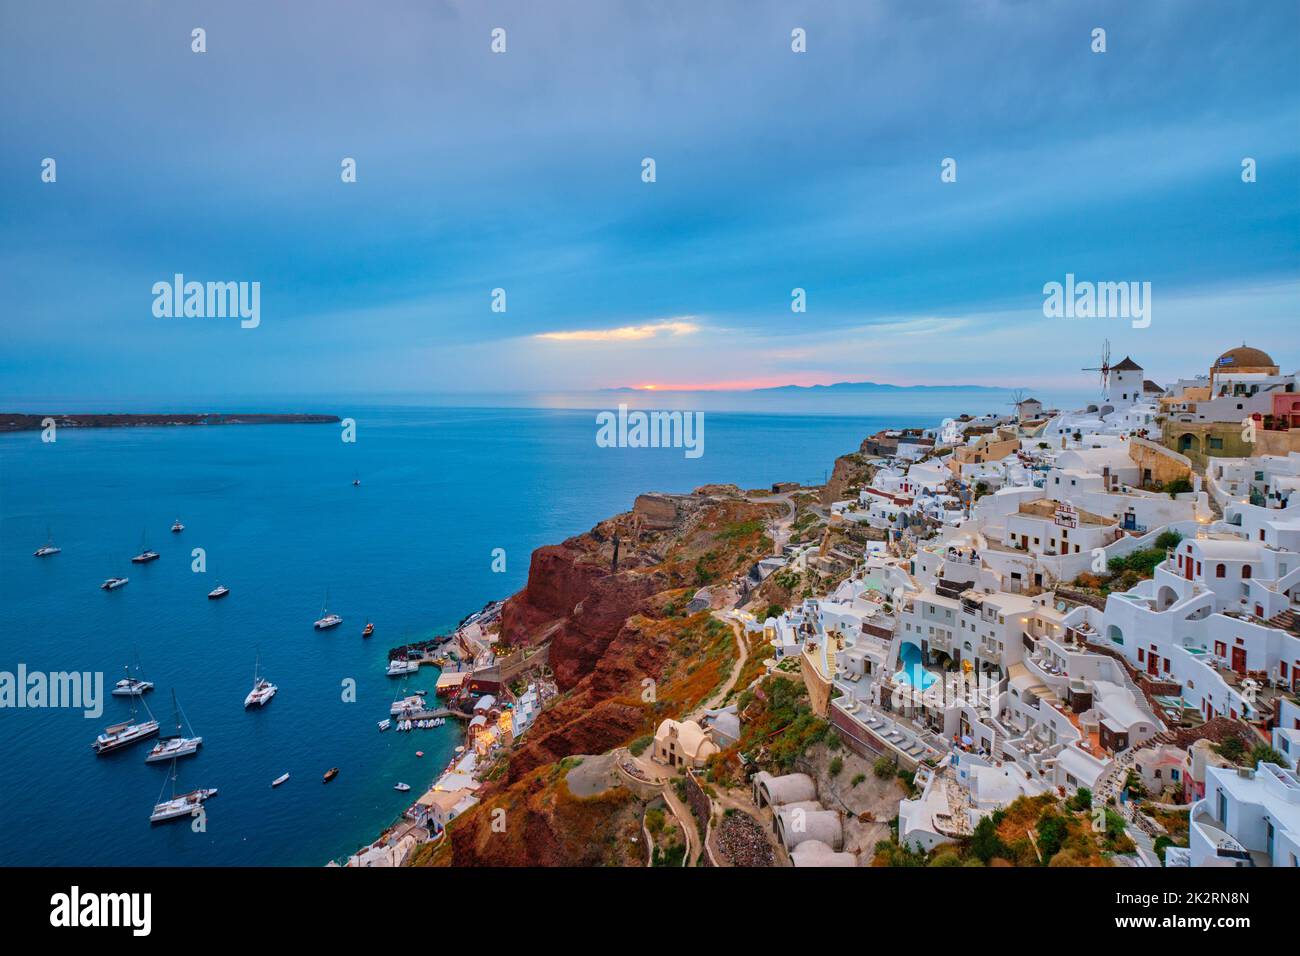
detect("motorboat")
(323, 767), (339, 783)
(101, 577), (129, 590)
(271, 773), (290, 788)
(208, 584), (230, 600)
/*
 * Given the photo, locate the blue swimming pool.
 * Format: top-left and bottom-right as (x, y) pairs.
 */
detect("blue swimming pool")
(894, 641), (938, 690)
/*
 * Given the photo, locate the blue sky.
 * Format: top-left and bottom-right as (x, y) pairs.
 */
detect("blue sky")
(1, 0), (1297, 406)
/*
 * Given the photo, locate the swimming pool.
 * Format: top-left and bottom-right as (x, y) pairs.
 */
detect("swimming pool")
(894, 641), (938, 690)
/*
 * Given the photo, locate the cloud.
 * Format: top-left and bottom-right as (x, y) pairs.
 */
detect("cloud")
(534, 318), (701, 343)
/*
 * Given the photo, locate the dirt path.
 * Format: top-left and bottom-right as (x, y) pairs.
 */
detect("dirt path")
(689, 613), (750, 722)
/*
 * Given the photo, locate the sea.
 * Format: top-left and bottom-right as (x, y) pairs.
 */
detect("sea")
(0, 396), (1012, 866)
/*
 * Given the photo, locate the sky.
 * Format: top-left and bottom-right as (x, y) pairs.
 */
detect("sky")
(1, 0), (1297, 409)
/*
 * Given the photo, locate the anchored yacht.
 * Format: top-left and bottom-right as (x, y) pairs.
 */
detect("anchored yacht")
(244, 651), (277, 708)
(208, 584), (230, 600)
(101, 577), (129, 590)
(146, 691), (202, 763)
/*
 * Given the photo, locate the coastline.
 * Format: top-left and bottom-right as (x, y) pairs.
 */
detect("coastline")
(0, 412), (340, 432)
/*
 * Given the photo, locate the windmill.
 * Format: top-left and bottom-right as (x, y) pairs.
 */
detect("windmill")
(1006, 388), (1026, 413)
(1082, 339), (1112, 392)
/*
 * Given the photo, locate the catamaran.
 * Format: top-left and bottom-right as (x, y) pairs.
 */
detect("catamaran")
(150, 759), (217, 824)
(314, 588), (342, 630)
(112, 659), (154, 697)
(386, 658), (419, 677)
(92, 696), (159, 754)
(146, 690), (202, 762)
(101, 576), (129, 590)
(34, 527), (60, 557)
(207, 584), (230, 599)
(131, 529), (159, 563)
(244, 650), (277, 708)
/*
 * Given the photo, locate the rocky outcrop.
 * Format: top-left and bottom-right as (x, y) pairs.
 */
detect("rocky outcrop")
(822, 452), (876, 505)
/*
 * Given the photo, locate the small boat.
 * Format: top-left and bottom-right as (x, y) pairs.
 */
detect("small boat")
(394, 782), (410, 793)
(378, 719), (391, 732)
(244, 650), (277, 708)
(92, 696), (159, 754)
(145, 691), (202, 763)
(352, 475), (361, 487)
(131, 530), (160, 564)
(415, 751), (424, 758)
(271, 773), (290, 788)
(314, 588), (342, 630)
(171, 519), (184, 533)
(323, 767), (339, 783)
(362, 622), (374, 638)
(112, 659), (154, 697)
(150, 759), (216, 824)
(34, 527), (60, 557)
(101, 577), (129, 590)
(208, 584), (230, 600)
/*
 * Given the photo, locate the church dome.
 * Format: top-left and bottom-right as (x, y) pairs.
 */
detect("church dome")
(1214, 345), (1276, 370)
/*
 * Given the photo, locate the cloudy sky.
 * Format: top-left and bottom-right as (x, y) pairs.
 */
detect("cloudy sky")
(1, 0), (1297, 406)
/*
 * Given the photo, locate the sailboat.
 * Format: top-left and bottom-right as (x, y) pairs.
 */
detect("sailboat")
(131, 528), (159, 563)
(34, 526), (61, 557)
(171, 518), (185, 533)
(146, 690), (203, 762)
(244, 650), (277, 708)
(150, 758), (217, 824)
(92, 694), (159, 754)
(313, 588), (342, 630)
(112, 656), (154, 697)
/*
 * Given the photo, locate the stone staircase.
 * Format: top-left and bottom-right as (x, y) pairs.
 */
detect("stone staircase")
(1267, 608), (1299, 636)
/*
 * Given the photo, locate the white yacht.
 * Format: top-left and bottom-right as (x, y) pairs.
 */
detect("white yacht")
(101, 577), (129, 590)
(389, 693), (424, 716)
(386, 659), (419, 677)
(313, 588), (342, 630)
(207, 584), (230, 600)
(34, 528), (60, 557)
(271, 772), (290, 788)
(93, 697), (159, 754)
(112, 661), (154, 697)
(244, 651), (277, 708)
(393, 782), (411, 792)
(171, 519), (184, 533)
(146, 691), (202, 763)
(150, 761), (217, 824)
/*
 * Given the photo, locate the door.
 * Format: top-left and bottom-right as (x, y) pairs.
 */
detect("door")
(1231, 646), (1247, 675)
(1148, 644), (1160, 676)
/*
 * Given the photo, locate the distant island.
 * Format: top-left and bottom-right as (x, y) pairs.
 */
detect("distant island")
(607, 381), (1011, 394)
(0, 412), (340, 432)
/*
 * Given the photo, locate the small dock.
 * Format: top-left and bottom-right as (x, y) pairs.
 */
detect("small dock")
(393, 707), (469, 722)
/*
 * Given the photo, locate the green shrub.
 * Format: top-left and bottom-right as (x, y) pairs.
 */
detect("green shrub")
(829, 756), (844, 776)
(628, 735), (653, 757)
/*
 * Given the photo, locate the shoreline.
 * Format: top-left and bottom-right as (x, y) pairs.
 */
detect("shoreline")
(0, 412), (340, 432)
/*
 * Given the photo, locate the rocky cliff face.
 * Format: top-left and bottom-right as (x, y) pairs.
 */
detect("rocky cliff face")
(822, 451), (876, 505)
(427, 493), (778, 866)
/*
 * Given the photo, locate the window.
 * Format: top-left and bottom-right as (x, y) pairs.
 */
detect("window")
(1243, 565), (1252, 579)
(1209, 437), (1224, 450)
(1216, 564), (1226, 578)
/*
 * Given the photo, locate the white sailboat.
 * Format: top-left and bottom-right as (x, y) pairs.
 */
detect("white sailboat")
(244, 650), (277, 708)
(150, 758), (217, 824)
(34, 526), (61, 557)
(146, 690), (203, 762)
(313, 588), (342, 630)
(112, 655), (154, 697)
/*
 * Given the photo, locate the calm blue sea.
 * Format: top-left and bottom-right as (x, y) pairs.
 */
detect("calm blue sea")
(0, 405), (931, 866)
